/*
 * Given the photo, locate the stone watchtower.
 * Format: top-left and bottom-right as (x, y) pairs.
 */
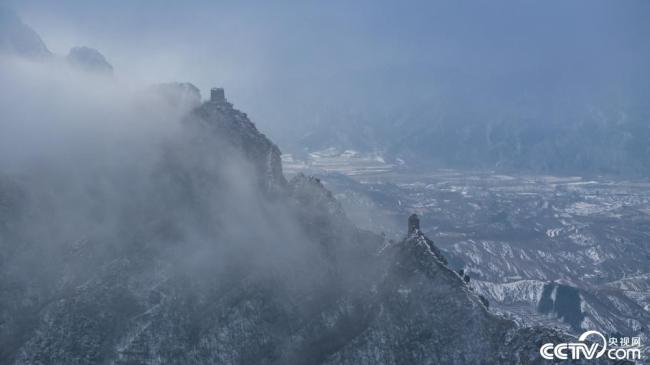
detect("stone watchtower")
(210, 87), (226, 103)
(408, 213), (420, 234)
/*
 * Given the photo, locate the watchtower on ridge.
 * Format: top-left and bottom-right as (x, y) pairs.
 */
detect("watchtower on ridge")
(408, 213), (420, 234)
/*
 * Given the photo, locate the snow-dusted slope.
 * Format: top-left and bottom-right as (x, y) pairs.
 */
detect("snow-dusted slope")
(0, 89), (600, 364)
(303, 168), (650, 347)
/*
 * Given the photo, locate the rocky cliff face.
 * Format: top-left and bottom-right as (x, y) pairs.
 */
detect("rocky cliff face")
(0, 91), (613, 364)
(185, 97), (287, 195)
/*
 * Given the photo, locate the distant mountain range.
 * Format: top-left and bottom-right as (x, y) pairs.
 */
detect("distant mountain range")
(289, 89), (650, 176)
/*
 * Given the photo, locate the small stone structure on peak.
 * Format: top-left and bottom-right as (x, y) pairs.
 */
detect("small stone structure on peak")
(408, 213), (420, 235)
(406, 213), (448, 265)
(210, 87), (226, 103)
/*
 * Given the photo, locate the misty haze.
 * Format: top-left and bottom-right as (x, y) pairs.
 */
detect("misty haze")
(0, 1), (648, 364)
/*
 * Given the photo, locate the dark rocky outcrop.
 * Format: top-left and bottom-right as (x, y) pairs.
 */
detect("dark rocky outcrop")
(185, 95), (287, 195)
